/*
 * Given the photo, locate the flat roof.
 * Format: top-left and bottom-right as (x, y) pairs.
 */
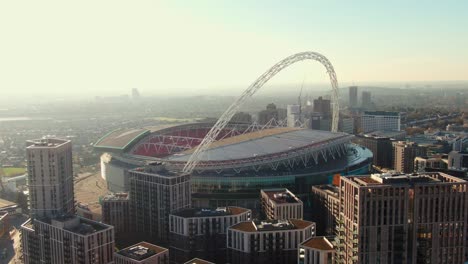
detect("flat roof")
(184, 258), (215, 264)
(117, 242), (168, 261)
(348, 172), (463, 187)
(102, 193), (129, 201)
(172, 206), (249, 218)
(301, 237), (333, 251)
(26, 138), (69, 149)
(168, 129), (346, 162)
(363, 111), (400, 117)
(230, 219), (313, 232)
(94, 128), (150, 151)
(262, 189), (301, 204)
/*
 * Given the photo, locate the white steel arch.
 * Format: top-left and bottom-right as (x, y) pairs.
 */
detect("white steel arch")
(183, 51), (340, 174)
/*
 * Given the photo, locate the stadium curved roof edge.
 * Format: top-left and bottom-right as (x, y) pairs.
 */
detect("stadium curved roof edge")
(93, 128), (150, 152)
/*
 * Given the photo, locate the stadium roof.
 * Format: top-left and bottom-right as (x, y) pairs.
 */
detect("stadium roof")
(94, 128), (150, 152)
(167, 129), (346, 162)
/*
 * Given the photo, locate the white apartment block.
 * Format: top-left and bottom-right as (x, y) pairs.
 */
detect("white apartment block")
(361, 111), (400, 133)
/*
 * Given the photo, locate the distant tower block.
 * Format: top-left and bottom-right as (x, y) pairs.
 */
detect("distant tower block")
(132, 88), (140, 99)
(287, 104), (301, 127)
(349, 86), (358, 108)
(361, 91), (371, 108)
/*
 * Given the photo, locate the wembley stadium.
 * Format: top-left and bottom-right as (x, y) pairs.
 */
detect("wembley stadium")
(94, 122), (373, 210)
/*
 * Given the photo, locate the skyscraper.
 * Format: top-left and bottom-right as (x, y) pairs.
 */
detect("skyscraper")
(26, 138), (75, 219)
(349, 86), (358, 108)
(335, 173), (467, 264)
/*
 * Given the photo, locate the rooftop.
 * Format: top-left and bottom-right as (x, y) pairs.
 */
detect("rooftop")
(172, 206), (250, 218)
(26, 138), (70, 149)
(94, 128), (150, 151)
(116, 242), (168, 261)
(168, 128), (347, 162)
(262, 189), (301, 204)
(348, 172), (464, 187)
(362, 130), (406, 139)
(363, 111), (400, 117)
(184, 258), (215, 264)
(301, 237), (334, 251)
(312, 185), (339, 196)
(35, 215), (112, 236)
(230, 219), (313, 232)
(102, 192), (129, 201)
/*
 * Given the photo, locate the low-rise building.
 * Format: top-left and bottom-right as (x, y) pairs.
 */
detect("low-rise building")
(169, 206), (251, 264)
(114, 242), (169, 264)
(298, 236), (334, 264)
(227, 219), (315, 264)
(260, 188), (303, 220)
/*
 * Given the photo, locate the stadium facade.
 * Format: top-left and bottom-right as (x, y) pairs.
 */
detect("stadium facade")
(94, 122), (373, 211)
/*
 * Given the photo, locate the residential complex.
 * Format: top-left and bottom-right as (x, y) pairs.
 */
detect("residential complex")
(335, 172), (467, 264)
(21, 138), (115, 264)
(169, 206), (251, 263)
(260, 188), (303, 220)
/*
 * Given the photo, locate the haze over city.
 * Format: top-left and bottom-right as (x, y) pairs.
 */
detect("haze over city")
(1, 0), (467, 100)
(2, 2), (468, 264)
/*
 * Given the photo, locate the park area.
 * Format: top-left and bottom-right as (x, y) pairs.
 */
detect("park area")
(0, 167), (25, 178)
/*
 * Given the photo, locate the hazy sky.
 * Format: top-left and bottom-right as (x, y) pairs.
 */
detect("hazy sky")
(1, 1), (467, 98)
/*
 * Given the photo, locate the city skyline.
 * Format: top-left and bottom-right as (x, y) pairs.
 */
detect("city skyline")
(1, 1), (467, 98)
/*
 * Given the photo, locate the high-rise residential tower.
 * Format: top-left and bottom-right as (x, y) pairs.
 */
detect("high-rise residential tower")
(129, 163), (191, 244)
(26, 138), (75, 219)
(335, 173), (468, 264)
